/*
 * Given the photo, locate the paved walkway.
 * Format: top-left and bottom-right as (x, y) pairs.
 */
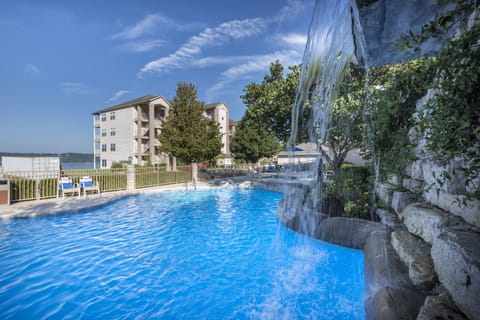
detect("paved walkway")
(0, 181), (215, 219)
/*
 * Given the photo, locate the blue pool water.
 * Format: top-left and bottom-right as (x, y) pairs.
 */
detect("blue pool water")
(0, 189), (365, 319)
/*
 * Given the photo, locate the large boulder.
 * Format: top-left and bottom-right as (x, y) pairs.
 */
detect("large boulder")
(391, 191), (420, 214)
(315, 217), (387, 249)
(391, 231), (437, 291)
(431, 226), (480, 319)
(399, 202), (456, 244)
(423, 187), (480, 229)
(364, 233), (426, 319)
(417, 293), (468, 320)
(366, 286), (426, 320)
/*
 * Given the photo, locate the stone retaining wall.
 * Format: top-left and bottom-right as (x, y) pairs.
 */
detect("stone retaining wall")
(372, 91), (479, 319)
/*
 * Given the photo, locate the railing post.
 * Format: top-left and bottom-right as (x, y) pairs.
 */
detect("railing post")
(35, 178), (40, 201)
(127, 165), (136, 192)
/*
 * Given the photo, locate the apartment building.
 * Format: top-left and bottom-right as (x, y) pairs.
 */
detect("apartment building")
(93, 95), (234, 168)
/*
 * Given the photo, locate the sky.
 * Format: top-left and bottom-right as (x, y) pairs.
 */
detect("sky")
(0, 0), (314, 154)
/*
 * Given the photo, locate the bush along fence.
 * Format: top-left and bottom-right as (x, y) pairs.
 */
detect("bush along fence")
(1, 166), (192, 203)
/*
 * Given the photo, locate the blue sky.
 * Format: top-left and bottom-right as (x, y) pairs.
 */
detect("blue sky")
(0, 0), (313, 153)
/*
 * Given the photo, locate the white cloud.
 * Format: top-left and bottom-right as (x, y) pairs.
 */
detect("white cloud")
(107, 90), (129, 102)
(60, 82), (94, 95)
(113, 14), (169, 40)
(206, 50), (303, 100)
(222, 50), (302, 79)
(25, 64), (41, 76)
(112, 13), (202, 41)
(119, 39), (164, 53)
(277, 33), (307, 48)
(138, 18), (266, 76)
(190, 55), (258, 68)
(273, 0), (310, 23)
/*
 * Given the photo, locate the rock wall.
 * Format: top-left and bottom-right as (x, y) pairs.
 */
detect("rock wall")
(374, 90), (480, 319)
(357, 0), (443, 66)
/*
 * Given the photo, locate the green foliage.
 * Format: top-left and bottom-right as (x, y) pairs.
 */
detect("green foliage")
(395, 0), (480, 199)
(321, 164), (372, 219)
(241, 61), (301, 143)
(325, 63), (366, 178)
(364, 57), (435, 179)
(230, 119), (281, 163)
(111, 162), (125, 169)
(158, 82), (223, 164)
(418, 18), (480, 198)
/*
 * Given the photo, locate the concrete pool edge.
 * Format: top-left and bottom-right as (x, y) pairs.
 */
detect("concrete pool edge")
(0, 182), (217, 219)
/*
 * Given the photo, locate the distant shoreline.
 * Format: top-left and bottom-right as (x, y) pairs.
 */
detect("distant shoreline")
(0, 152), (94, 163)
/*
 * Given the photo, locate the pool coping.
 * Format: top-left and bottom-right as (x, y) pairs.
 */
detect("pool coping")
(0, 181), (219, 219)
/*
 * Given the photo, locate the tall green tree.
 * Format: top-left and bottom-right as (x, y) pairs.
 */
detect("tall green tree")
(230, 119), (281, 163)
(158, 82), (222, 164)
(241, 61), (301, 143)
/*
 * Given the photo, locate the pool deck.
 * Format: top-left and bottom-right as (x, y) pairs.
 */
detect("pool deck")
(0, 181), (217, 219)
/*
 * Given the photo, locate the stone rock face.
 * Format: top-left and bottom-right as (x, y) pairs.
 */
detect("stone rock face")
(391, 231), (437, 291)
(358, 0), (442, 66)
(417, 293), (468, 320)
(276, 194), (326, 238)
(402, 178), (423, 193)
(366, 286), (426, 320)
(375, 182), (395, 207)
(391, 191), (420, 214)
(400, 202), (454, 244)
(423, 187), (480, 229)
(364, 233), (426, 319)
(375, 208), (404, 230)
(431, 226), (480, 319)
(316, 217), (387, 249)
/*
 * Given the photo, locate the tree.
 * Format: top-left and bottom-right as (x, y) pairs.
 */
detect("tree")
(230, 119), (280, 164)
(158, 82), (222, 164)
(320, 63), (366, 178)
(241, 61), (301, 143)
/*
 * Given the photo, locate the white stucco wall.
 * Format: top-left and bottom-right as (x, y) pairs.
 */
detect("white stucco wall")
(99, 107), (135, 168)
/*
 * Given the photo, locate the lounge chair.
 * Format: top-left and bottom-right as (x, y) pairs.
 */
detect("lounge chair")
(79, 176), (100, 197)
(57, 177), (80, 199)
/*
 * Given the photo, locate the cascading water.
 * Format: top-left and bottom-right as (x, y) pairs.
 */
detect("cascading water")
(278, 0), (369, 236)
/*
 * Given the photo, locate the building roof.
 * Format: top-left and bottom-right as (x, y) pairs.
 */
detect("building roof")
(92, 95), (170, 115)
(205, 101), (229, 111)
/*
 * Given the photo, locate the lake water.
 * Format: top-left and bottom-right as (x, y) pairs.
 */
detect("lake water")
(61, 162), (96, 170)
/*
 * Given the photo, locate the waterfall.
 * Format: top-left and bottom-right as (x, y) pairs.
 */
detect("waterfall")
(278, 0), (369, 236)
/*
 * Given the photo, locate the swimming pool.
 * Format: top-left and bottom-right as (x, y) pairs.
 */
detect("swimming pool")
(0, 189), (365, 319)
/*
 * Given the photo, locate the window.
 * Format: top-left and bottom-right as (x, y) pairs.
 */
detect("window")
(102, 129), (107, 137)
(110, 128), (116, 136)
(110, 144), (116, 152)
(102, 144), (107, 152)
(102, 160), (107, 167)
(101, 113), (106, 121)
(110, 112), (115, 120)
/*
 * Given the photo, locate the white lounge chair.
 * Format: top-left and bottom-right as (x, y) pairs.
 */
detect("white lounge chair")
(79, 176), (100, 197)
(57, 177), (80, 199)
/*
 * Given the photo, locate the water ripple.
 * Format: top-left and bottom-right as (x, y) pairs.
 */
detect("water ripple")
(0, 189), (365, 319)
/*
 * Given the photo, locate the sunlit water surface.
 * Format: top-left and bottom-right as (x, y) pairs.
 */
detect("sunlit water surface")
(0, 189), (364, 319)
